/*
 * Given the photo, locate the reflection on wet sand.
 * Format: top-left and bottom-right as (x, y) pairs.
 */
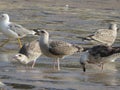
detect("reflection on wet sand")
(0, 52), (120, 90)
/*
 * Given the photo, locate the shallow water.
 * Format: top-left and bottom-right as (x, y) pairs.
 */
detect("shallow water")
(0, 0), (120, 90)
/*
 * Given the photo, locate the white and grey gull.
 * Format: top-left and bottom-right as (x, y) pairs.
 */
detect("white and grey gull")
(79, 23), (118, 46)
(80, 45), (120, 72)
(13, 40), (42, 68)
(35, 29), (83, 70)
(0, 13), (36, 48)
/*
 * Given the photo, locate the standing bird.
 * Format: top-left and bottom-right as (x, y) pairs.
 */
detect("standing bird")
(80, 23), (118, 46)
(80, 45), (120, 72)
(0, 13), (36, 48)
(13, 40), (42, 68)
(35, 30), (83, 70)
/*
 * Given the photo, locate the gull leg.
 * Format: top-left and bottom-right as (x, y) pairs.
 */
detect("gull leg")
(82, 63), (86, 72)
(98, 63), (104, 71)
(101, 63), (104, 71)
(0, 39), (9, 47)
(57, 58), (60, 71)
(32, 60), (36, 68)
(17, 38), (22, 48)
(53, 59), (56, 70)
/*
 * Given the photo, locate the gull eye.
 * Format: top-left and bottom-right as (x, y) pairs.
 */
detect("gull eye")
(41, 31), (45, 33)
(1, 15), (4, 18)
(18, 54), (22, 57)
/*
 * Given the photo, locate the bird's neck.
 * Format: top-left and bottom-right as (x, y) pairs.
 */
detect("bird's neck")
(1, 19), (10, 25)
(109, 25), (117, 31)
(23, 57), (29, 64)
(41, 35), (49, 44)
(112, 27), (117, 31)
(18, 56), (29, 64)
(40, 35), (49, 49)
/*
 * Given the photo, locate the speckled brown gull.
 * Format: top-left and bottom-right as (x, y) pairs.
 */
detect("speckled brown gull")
(13, 40), (42, 68)
(81, 23), (118, 46)
(35, 30), (83, 70)
(0, 13), (36, 48)
(80, 45), (120, 72)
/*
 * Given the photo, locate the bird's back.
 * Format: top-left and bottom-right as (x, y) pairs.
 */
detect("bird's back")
(89, 45), (120, 57)
(19, 40), (41, 58)
(49, 40), (81, 56)
(91, 29), (117, 45)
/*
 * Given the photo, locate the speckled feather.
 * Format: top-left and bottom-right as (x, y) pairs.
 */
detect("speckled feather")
(91, 29), (116, 44)
(19, 40), (41, 58)
(49, 40), (79, 55)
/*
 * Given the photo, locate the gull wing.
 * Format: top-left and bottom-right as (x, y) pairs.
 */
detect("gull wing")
(91, 29), (115, 43)
(8, 22), (33, 38)
(49, 40), (78, 55)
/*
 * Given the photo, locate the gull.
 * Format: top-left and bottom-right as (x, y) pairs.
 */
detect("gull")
(0, 13), (36, 48)
(35, 30), (83, 70)
(80, 23), (118, 46)
(64, 4), (69, 11)
(80, 45), (120, 72)
(13, 40), (42, 68)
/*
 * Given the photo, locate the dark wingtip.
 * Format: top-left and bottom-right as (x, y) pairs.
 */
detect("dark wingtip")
(117, 28), (119, 32)
(19, 44), (29, 56)
(83, 47), (90, 51)
(76, 36), (87, 41)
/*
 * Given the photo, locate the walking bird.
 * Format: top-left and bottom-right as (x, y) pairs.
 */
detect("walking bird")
(35, 29), (83, 70)
(80, 45), (120, 72)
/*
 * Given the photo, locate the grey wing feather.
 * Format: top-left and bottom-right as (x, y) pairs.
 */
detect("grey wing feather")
(49, 41), (78, 55)
(27, 40), (41, 53)
(9, 23), (32, 37)
(19, 40), (41, 57)
(92, 29), (114, 41)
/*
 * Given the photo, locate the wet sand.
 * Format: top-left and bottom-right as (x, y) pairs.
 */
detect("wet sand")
(0, 0), (120, 90)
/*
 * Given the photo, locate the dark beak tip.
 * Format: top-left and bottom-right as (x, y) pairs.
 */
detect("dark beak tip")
(33, 29), (40, 35)
(34, 32), (40, 35)
(117, 28), (120, 31)
(83, 68), (86, 72)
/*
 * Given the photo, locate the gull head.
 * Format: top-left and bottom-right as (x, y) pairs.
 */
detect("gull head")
(13, 53), (29, 64)
(0, 14), (9, 22)
(109, 23), (117, 30)
(34, 29), (49, 37)
(79, 51), (89, 72)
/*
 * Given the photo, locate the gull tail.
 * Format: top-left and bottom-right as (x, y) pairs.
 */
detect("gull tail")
(76, 35), (94, 41)
(31, 30), (37, 35)
(74, 45), (84, 52)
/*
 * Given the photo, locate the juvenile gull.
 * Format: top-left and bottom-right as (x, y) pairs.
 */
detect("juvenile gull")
(35, 30), (83, 70)
(80, 45), (120, 72)
(13, 40), (41, 68)
(0, 13), (36, 48)
(80, 23), (118, 46)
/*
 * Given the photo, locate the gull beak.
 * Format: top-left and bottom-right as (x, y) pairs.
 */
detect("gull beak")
(33, 29), (41, 35)
(117, 28), (119, 32)
(12, 55), (17, 60)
